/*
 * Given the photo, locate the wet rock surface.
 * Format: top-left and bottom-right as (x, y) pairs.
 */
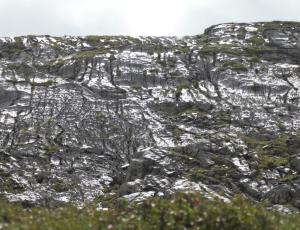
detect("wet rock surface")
(0, 21), (300, 211)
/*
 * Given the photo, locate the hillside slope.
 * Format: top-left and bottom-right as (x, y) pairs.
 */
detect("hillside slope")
(0, 21), (300, 211)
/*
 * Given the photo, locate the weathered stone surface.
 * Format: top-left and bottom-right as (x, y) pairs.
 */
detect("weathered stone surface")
(290, 157), (300, 173)
(266, 185), (295, 204)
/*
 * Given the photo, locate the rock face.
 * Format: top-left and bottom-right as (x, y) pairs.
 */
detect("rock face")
(1, 21), (300, 210)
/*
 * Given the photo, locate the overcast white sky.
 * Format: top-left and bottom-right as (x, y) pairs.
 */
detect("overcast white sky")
(0, 0), (299, 36)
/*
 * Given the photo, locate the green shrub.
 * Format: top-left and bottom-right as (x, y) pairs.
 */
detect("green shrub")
(85, 36), (102, 46)
(200, 44), (242, 56)
(72, 48), (109, 60)
(1, 37), (26, 58)
(31, 80), (56, 87)
(244, 45), (274, 57)
(242, 134), (300, 170)
(7, 63), (34, 77)
(45, 146), (60, 154)
(52, 180), (71, 193)
(170, 126), (184, 141)
(246, 36), (265, 46)
(259, 155), (289, 169)
(219, 61), (248, 72)
(0, 174), (24, 193)
(1, 192), (300, 229)
(175, 81), (192, 100)
(131, 85), (142, 91)
(249, 56), (261, 63)
(13, 37), (25, 50)
(261, 21), (300, 31)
